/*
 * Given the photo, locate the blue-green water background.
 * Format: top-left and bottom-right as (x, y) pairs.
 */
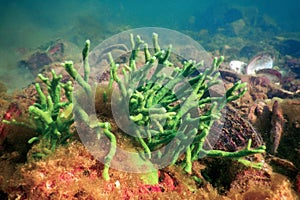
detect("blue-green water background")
(0, 0), (299, 92)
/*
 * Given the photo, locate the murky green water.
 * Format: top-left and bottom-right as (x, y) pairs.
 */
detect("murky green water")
(0, 0), (299, 92)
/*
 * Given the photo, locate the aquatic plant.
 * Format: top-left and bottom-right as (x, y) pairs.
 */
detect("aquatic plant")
(1, 33), (266, 184)
(107, 33), (266, 175)
(26, 70), (74, 157)
(63, 40), (116, 181)
(3, 69), (74, 158)
(3, 41), (115, 181)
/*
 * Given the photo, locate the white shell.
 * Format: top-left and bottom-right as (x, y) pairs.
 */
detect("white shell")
(246, 54), (273, 75)
(229, 60), (247, 74)
(115, 180), (121, 188)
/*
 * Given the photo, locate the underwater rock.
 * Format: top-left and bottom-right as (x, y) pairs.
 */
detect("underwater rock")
(223, 8), (243, 24)
(239, 45), (264, 59)
(275, 39), (300, 58)
(17, 41), (66, 77)
(229, 168), (271, 194)
(248, 98), (300, 169)
(220, 45), (240, 61)
(285, 58), (300, 78)
(270, 101), (284, 154)
(281, 75), (300, 93)
(199, 4), (243, 33)
(255, 15), (280, 34)
(229, 170), (298, 200)
(219, 69), (243, 84)
(4, 142), (196, 199)
(47, 42), (64, 61)
(18, 52), (53, 76)
(205, 105), (264, 152)
(229, 19), (246, 36)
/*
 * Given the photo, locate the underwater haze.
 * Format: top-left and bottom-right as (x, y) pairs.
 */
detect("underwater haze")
(0, 0), (300, 92)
